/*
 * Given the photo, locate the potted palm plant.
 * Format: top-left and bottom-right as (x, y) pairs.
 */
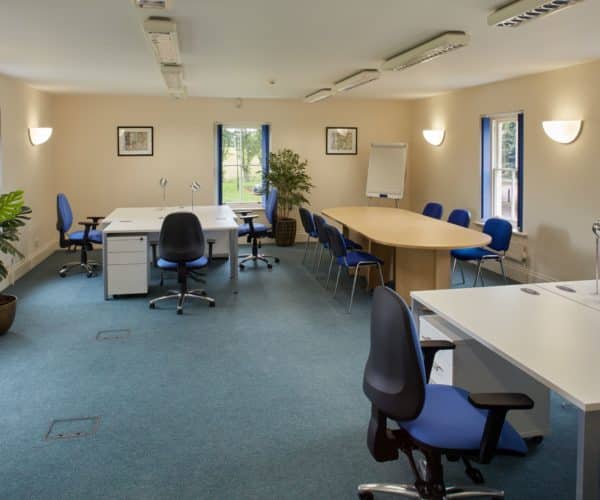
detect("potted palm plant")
(265, 149), (313, 246)
(0, 190), (31, 335)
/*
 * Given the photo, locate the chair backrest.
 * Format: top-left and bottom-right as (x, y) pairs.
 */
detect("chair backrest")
(298, 207), (316, 235)
(324, 224), (347, 259)
(363, 286), (426, 421)
(265, 188), (278, 228)
(56, 193), (74, 233)
(483, 217), (512, 252)
(313, 214), (329, 245)
(447, 208), (471, 228)
(422, 202), (443, 219)
(159, 212), (205, 263)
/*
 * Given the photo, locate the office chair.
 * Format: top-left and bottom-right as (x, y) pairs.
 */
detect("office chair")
(422, 202), (443, 219)
(299, 207), (318, 264)
(149, 212), (215, 314)
(358, 286), (533, 500)
(325, 224), (384, 313)
(56, 193), (103, 278)
(451, 217), (512, 286)
(312, 214), (361, 275)
(238, 188), (280, 270)
(447, 209), (471, 285)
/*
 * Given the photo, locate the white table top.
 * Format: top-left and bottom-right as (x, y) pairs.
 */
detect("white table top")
(412, 282), (600, 411)
(102, 205), (239, 234)
(535, 280), (600, 312)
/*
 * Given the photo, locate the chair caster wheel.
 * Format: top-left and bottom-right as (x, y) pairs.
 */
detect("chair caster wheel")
(239, 264), (245, 270)
(465, 465), (484, 484)
(200, 291), (207, 296)
(268, 264), (273, 270)
(358, 493), (374, 500)
(86, 272), (94, 278)
(176, 309), (183, 315)
(526, 435), (544, 446)
(149, 303), (156, 309)
(59, 271), (67, 278)
(209, 302), (215, 308)
(274, 257), (280, 263)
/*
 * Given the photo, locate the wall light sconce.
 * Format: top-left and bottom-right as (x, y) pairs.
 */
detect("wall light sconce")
(28, 127), (53, 146)
(422, 129), (445, 146)
(542, 120), (582, 144)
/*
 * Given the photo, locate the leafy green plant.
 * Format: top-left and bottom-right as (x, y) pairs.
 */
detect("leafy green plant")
(265, 149), (313, 219)
(0, 190), (31, 280)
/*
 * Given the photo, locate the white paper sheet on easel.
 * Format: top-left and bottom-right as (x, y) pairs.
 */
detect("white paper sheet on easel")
(366, 143), (408, 199)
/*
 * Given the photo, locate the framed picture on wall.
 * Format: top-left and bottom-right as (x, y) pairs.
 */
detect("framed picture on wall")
(117, 126), (154, 156)
(326, 127), (357, 155)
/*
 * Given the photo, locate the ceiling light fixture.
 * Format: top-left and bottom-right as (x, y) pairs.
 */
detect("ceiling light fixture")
(542, 120), (582, 144)
(304, 88), (334, 103)
(488, 0), (584, 28)
(161, 64), (187, 99)
(422, 129), (445, 146)
(28, 127), (53, 146)
(144, 17), (181, 65)
(382, 32), (470, 72)
(334, 70), (380, 93)
(135, 0), (171, 9)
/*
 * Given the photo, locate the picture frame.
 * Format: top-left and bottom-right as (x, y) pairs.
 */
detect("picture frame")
(325, 127), (357, 155)
(117, 126), (154, 156)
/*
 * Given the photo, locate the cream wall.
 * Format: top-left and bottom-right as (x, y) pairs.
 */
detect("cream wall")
(52, 95), (412, 232)
(410, 60), (600, 282)
(0, 74), (55, 283)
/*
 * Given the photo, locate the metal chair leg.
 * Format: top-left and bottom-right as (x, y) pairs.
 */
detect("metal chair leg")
(316, 245), (324, 273)
(312, 242), (320, 270)
(326, 255), (334, 289)
(333, 266), (342, 298)
(348, 264), (361, 313)
(357, 483), (504, 499)
(499, 257), (508, 284)
(459, 261), (465, 285)
(302, 236), (310, 263)
(474, 260), (484, 287)
(377, 263), (385, 286)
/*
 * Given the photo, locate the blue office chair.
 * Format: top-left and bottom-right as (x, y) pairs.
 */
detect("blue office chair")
(451, 218), (512, 287)
(422, 202), (443, 219)
(299, 207), (318, 264)
(325, 225), (384, 313)
(237, 188), (280, 270)
(313, 214), (361, 275)
(447, 208), (471, 228)
(358, 286), (533, 500)
(149, 212), (215, 314)
(56, 193), (103, 278)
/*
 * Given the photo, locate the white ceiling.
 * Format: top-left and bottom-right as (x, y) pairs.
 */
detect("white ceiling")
(1, 0), (599, 99)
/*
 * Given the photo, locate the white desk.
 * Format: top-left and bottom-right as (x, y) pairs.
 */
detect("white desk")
(101, 205), (239, 299)
(411, 282), (600, 500)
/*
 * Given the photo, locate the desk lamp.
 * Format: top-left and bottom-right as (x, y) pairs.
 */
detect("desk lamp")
(594, 220), (600, 294)
(159, 177), (168, 209)
(190, 181), (201, 210)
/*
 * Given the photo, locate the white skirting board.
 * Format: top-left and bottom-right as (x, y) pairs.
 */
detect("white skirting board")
(0, 239), (57, 292)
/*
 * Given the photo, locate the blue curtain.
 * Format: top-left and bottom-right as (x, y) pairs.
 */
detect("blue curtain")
(517, 112), (524, 232)
(261, 124), (270, 206)
(480, 117), (492, 220)
(216, 124), (223, 205)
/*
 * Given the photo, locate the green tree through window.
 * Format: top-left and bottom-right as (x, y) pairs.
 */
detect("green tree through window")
(221, 127), (263, 204)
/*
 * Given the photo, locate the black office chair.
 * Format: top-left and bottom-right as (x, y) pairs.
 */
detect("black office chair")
(358, 286), (533, 499)
(149, 212), (215, 314)
(237, 188), (280, 270)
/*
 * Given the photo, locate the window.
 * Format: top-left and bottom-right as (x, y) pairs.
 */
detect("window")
(217, 124), (269, 205)
(481, 113), (523, 231)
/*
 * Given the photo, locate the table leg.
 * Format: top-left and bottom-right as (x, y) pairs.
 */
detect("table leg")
(103, 232), (109, 300)
(577, 409), (600, 499)
(394, 248), (451, 303)
(229, 229), (238, 293)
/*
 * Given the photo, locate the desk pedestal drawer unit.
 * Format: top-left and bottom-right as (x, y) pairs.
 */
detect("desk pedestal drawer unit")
(420, 314), (550, 439)
(106, 235), (148, 296)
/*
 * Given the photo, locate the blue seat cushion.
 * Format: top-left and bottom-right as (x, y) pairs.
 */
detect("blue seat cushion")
(157, 256), (208, 270)
(451, 247), (499, 261)
(398, 385), (527, 454)
(238, 223), (268, 236)
(338, 250), (383, 267)
(68, 229), (102, 244)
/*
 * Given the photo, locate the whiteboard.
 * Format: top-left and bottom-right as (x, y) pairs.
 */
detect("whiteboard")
(366, 143), (408, 199)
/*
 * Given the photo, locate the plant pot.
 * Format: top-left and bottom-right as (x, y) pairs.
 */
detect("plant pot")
(275, 218), (297, 246)
(0, 294), (16, 335)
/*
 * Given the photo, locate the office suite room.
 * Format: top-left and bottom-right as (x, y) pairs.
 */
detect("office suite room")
(1, 1), (600, 499)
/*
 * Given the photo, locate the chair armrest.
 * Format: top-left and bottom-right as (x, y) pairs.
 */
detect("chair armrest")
(240, 213), (258, 222)
(468, 392), (534, 464)
(420, 340), (455, 383)
(77, 221), (95, 241)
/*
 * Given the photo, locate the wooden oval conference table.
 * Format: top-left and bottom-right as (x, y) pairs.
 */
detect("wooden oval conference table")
(322, 206), (491, 302)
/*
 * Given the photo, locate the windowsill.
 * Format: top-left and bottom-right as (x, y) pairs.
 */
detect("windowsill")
(227, 203), (264, 212)
(473, 219), (528, 237)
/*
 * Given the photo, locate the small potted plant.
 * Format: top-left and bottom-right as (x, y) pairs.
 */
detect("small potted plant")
(0, 190), (31, 335)
(265, 149), (313, 246)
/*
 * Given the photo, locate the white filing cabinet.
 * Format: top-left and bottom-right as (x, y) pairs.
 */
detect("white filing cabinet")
(420, 314), (550, 439)
(106, 235), (148, 296)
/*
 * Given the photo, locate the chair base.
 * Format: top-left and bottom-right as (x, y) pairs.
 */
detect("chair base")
(59, 260), (100, 278)
(149, 289), (215, 314)
(357, 483), (504, 499)
(238, 253), (280, 270)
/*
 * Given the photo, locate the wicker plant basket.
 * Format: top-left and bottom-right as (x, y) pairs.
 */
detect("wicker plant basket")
(275, 218), (297, 246)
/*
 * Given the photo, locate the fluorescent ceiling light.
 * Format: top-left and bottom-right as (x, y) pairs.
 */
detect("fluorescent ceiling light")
(382, 32), (470, 72)
(135, 0), (171, 9)
(488, 0), (584, 28)
(144, 17), (180, 65)
(161, 64), (187, 98)
(28, 127), (53, 146)
(422, 129), (445, 146)
(334, 70), (380, 93)
(304, 89), (334, 103)
(542, 120), (582, 144)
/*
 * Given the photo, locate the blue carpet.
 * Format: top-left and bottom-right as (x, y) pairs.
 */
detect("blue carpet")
(0, 245), (576, 499)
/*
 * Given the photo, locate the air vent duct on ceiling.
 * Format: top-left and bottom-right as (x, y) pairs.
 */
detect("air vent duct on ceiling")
(488, 0), (584, 28)
(381, 32), (470, 72)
